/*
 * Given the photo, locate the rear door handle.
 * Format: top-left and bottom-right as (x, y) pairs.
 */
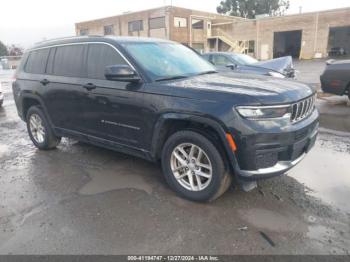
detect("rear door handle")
(40, 79), (50, 85)
(83, 83), (96, 91)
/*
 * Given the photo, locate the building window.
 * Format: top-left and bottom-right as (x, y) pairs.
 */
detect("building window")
(128, 20), (143, 32)
(104, 25), (114, 35)
(192, 43), (205, 53)
(174, 17), (187, 28)
(79, 29), (89, 36)
(149, 17), (165, 29)
(248, 40), (255, 53)
(192, 19), (204, 29)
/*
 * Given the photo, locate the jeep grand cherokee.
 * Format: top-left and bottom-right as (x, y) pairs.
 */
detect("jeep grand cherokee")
(12, 36), (319, 202)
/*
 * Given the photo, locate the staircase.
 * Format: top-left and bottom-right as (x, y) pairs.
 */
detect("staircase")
(209, 28), (246, 53)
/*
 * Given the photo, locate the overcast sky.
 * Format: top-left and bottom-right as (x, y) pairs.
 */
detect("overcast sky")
(1, 0), (349, 47)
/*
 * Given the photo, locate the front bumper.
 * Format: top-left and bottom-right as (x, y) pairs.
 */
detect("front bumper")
(236, 125), (317, 180)
(229, 109), (319, 181)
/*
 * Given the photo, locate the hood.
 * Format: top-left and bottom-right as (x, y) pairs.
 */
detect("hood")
(254, 56), (294, 75)
(166, 72), (314, 105)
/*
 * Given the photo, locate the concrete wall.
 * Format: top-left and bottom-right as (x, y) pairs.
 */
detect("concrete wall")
(214, 7), (350, 60)
(76, 6), (350, 60)
(75, 7), (171, 39)
(76, 6), (241, 52)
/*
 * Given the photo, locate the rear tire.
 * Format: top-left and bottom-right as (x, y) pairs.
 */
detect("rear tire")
(161, 130), (231, 202)
(26, 106), (61, 150)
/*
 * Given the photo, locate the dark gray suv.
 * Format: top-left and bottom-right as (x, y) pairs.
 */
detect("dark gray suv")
(13, 36), (319, 202)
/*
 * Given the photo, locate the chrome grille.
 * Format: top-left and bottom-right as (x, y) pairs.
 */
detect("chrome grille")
(291, 95), (316, 123)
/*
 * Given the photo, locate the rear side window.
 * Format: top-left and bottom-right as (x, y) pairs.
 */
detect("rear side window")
(25, 49), (50, 74)
(52, 45), (85, 77)
(212, 55), (231, 66)
(87, 44), (127, 80)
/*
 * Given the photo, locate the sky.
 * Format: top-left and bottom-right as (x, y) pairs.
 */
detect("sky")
(1, 0), (349, 47)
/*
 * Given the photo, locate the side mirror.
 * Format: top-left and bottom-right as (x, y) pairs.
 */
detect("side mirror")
(226, 64), (237, 70)
(105, 65), (141, 82)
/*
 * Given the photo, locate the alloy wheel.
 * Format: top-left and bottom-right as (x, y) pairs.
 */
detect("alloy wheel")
(170, 143), (212, 191)
(29, 114), (46, 144)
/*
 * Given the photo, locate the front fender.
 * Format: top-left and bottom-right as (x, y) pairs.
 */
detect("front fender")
(150, 112), (239, 172)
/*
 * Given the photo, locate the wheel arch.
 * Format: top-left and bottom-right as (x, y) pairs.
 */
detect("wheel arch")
(150, 113), (238, 173)
(21, 94), (55, 128)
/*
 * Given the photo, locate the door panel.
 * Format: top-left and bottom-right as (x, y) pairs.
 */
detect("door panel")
(76, 43), (146, 148)
(42, 45), (88, 131)
(81, 80), (145, 147)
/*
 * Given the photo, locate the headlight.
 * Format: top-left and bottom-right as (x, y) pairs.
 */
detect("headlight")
(236, 105), (291, 120)
(268, 71), (285, 78)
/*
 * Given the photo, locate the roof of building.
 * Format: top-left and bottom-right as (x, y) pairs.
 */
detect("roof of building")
(31, 35), (174, 50)
(75, 5), (243, 26)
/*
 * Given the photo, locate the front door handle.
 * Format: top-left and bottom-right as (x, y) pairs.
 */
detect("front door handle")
(40, 79), (50, 86)
(83, 83), (96, 91)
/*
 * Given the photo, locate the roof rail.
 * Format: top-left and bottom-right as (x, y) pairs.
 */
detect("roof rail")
(34, 35), (102, 45)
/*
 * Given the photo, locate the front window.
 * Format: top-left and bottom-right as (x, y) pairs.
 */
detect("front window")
(121, 42), (215, 81)
(230, 53), (258, 65)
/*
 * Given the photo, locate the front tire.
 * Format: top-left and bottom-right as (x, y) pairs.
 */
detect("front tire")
(161, 131), (231, 202)
(26, 106), (61, 150)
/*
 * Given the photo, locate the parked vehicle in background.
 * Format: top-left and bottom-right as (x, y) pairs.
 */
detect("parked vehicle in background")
(328, 47), (347, 57)
(13, 36), (318, 202)
(0, 82), (3, 107)
(321, 59), (350, 100)
(202, 52), (296, 79)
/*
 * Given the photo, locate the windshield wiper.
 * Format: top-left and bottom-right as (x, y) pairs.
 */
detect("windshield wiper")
(197, 70), (218, 76)
(155, 75), (189, 82)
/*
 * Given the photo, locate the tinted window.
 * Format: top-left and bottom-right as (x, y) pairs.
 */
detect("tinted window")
(53, 45), (85, 77)
(25, 49), (50, 74)
(87, 44), (127, 80)
(46, 48), (56, 74)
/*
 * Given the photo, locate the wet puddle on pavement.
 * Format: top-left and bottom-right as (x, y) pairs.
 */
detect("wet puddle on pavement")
(78, 161), (155, 196)
(0, 144), (9, 157)
(289, 133), (350, 213)
(238, 208), (307, 233)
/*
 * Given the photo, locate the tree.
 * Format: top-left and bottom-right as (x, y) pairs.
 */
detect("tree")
(0, 41), (8, 57)
(7, 44), (24, 56)
(217, 0), (290, 19)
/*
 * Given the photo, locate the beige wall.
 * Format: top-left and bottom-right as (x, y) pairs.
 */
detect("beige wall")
(76, 6), (241, 52)
(76, 6), (350, 59)
(214, 7), (350, 60)
(75, 7), (170, 39)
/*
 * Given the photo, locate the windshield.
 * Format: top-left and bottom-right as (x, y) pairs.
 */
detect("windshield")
(121, 42), (215, 81)
(230, 54), (258, 66)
